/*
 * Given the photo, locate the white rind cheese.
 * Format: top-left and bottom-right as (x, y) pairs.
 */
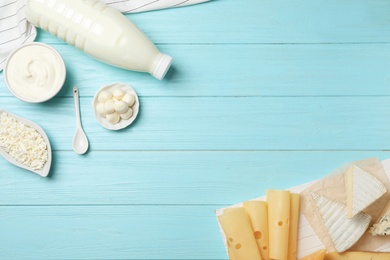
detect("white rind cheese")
(346, 165), (386, 219)
(312, 193), (371, 252)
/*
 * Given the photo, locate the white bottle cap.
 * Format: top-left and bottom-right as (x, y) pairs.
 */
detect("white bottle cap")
(152, 54), (173, 80)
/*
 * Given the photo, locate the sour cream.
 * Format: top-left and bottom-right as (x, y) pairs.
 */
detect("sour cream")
(4, 43), (66, 103)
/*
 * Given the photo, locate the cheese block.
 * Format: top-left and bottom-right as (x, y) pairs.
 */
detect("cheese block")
(218, 207), (262, 260)
(299, 249), (326, 260)
(267, 190), (291, 260)
(311, 193), (371, 252)
(345, 165), (386, 219)
(371, 213), (390, 236)
(371, 211), (390, 236)
(243, 200), (270, 260)
(324, 251), (390, 260)
(288, 193), (300, 260)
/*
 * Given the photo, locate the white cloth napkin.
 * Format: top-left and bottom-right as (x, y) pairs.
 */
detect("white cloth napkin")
(0, 0), (210, 71)
(0, 0), (37, 71)
(105, 0), (210, 13)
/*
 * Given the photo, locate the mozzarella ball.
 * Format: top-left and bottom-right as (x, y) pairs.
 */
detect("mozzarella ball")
(114, 100), (129, 114)
(113, 88), (126, 101)
(98, 90), (113, 103)
(120, 107), (133, 120)
(106, 112), (121, 124)
(122, 92), (135, 107)
(104, 99), (115, 114)
(96, 102), (107, 117)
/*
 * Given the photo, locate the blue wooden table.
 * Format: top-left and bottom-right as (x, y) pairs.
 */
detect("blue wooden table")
(1, 0), (390, 259)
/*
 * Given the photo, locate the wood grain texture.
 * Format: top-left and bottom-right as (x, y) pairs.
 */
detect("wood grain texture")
(0, 205), (226, 259)
(0, 151), (388, 206)
(3, 43), (390, 97)
(1, 0), (390, 259)
(0, 96), (390, 150)
(35, 0), (390, 44)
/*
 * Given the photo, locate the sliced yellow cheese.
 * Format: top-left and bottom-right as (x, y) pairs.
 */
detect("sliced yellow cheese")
(243, 201), (270, 260)
(299, 249), (326, 260)
(288, 193), (301, 260)
(227, 246), (236, 260)
(218, 207), (262, 260)
(311, 193), (371, 252)
(345, 165), (386, 219)
(324, 251), (390, 260)
(266, 190), (291, 260)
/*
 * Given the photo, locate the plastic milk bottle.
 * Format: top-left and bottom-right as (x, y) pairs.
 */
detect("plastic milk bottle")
(26, 0), (173, 80)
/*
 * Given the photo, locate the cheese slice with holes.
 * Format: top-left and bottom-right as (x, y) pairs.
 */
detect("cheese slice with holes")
(311, 193), (371, 252)
(267, 190), (291, 260)
(345, 165), (386, 219)
(243, 200), (270, 260)
(218, 207), (262, 260)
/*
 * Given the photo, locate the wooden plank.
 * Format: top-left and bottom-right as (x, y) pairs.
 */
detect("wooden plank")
(0, 96), (389, 150)
(35, 0), (390, 44)
(2, 43), (390, 97)
(0, 151), (387, 205)
(0, 205), (226, 259)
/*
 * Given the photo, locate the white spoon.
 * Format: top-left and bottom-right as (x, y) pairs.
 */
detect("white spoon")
(72, 86), (89, 154)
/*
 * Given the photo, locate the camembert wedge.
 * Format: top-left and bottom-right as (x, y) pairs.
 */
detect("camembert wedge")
(311, 193), (371, 252)
(345, 165), (386, 219)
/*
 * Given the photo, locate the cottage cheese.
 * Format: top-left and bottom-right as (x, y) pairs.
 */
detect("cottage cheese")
(0, 113), (48, 170)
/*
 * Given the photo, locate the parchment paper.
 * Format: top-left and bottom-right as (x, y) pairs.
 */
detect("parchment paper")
(300, 158), (390, 252)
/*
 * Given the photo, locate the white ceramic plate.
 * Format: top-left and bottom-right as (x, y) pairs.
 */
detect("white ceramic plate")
(92, 83), (139, 130)
(0, 110), (52, 177)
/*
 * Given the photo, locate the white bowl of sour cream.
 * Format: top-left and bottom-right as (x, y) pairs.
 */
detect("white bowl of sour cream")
(3, 42), (66, 103)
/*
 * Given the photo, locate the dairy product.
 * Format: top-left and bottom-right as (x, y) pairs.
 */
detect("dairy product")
(26, 0), (173, 80)
(371, 212), (390, 236)
(4, 43), (66, 103)
(299, 249), (326, 260)
(267, 190), (291, 260)
(104, 99), (115, 114)
(96, 103), (107, 117)
(242, 200), (270, 260)
(92, 83), (139, 130)
(95, 84), (137, 125)
(114, 101), (129, 114)
(98, 90), (112, 103)
(311, 193), (371, 252)
(122, 93), (135, 107)
(106, 112), (120, 124)
(218, 207), (262, 260)
(370, 201), (390, 236)
(0, 113), (48, 170)
(113, 89), (125, 101)
(120, 108), (133, 120)
(345, 165), (386, 219)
